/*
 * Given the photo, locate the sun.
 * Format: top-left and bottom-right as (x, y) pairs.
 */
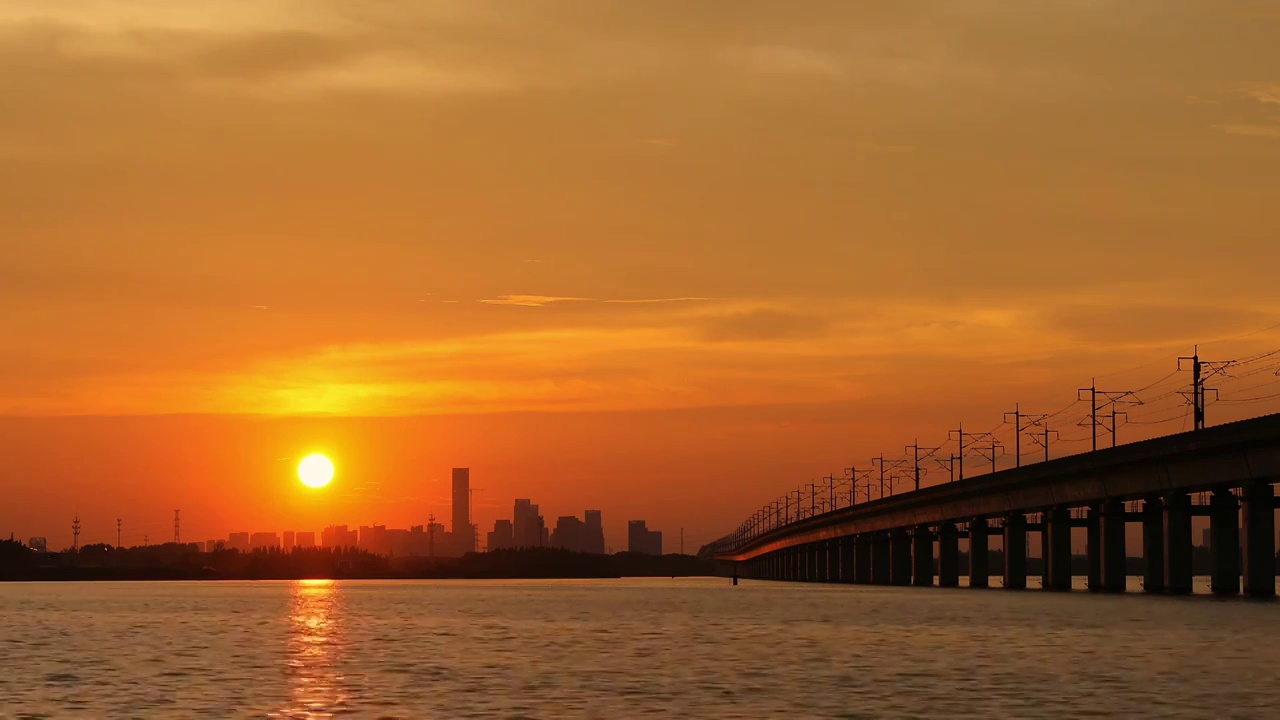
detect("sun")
(297, 454), (335, 488)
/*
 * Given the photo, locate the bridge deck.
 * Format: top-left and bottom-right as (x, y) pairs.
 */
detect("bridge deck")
(709, 413), (1280, 562)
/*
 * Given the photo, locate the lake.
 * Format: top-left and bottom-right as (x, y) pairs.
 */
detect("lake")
(1, 578), (1276, 718)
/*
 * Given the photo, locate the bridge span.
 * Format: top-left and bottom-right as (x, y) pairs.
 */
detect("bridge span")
(702, 413), (1280, 597)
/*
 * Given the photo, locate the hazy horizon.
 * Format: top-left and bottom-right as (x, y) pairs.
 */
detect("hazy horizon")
(4, 0), (1280, 550)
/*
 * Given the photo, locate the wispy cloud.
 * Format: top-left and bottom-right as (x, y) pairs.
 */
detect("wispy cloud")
(478, 295), (590, 307)
(1217, 123), (1280, 138)
(478, 295), (711, 307)
(1235, 82), (1280, 105)
(1184, 95), (1220, 106)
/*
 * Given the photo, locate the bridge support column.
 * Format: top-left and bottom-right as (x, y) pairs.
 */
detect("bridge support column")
(938, 522), (959, 588)
(828, 539), (841, 582)
(1242, 481), (1275, 598)
(1142, 497), (1164, 593)
(1086, 503), (1101, 591)
(1210, 489), (1240, 596)
(840, 536), (855, 583)
(969, 519), (989, 588)
(1045, 506), (1073, 591)
(1039, 518), (1050, 589)
(815, 542), (828, 583)
(890, 529), (912, 585)
(856, 533), (873, 584)
(1003, 514), (1027, 590)
(871, 532), (891, 585)
(1100, 499), (1127, 592)
(1164, 492), (1193, 594)
(913, 525), (934, 587)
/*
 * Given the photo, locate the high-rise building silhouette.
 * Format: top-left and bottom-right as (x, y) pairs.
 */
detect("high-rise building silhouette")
(584, 510), (605, 554)
(487, 519), (514, 551)
(228, 532), (250, 552)
(321, 525), (357, 549)
(627, 520), (662, 555)
(250, 532), (280, 550)
(550, 515), (587, 552)
(513, 499), (545, 547)
(283, 531), (295, 551)
(296, 531), (316, 549)
(452, 468), (475, 552)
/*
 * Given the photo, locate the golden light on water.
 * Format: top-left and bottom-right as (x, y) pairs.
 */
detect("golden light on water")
(297, 454), (335, 488)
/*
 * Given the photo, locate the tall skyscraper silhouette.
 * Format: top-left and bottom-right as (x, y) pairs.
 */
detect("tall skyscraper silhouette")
(452, 468), (475, 552)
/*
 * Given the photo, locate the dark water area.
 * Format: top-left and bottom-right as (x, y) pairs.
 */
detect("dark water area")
(2, 578), (1276, 718)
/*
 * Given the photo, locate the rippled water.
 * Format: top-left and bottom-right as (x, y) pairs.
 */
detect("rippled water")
(1, 578), (1277, 718)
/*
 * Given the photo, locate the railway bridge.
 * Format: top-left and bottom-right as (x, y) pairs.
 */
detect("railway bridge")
(701, 414), (1280, 597)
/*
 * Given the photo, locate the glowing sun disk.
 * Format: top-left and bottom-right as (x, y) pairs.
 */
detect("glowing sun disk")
(298, 454), (335, 488)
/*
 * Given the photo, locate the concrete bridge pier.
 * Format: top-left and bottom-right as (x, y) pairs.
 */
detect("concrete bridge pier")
(1086, 503), (1102, 591)
(871, 532), (891, 584)
(855, 533), (873, 584)
(938, 522), (960, 588)
(1100, 499), (1127, 592)
(1164, 492), (1193, 594)
(840, 536), (856, 583)
(969, 518), (989, 588)
(828, 539), (841, 582)
(815, 542), (828, 583)
(1242, 481), (1276, 598)
(890, 529), (913, 585)
(913, 525), (934, 587)
(1039, 519), (1050, 589)
(1045, 506), (1073, 591)
(1003, 514), (1027, 590)
(1142, 497), (1164, 593)
(1210, 489), (1240, 596)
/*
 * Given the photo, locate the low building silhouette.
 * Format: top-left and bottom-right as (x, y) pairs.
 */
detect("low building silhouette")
(628, 520), (662, 555)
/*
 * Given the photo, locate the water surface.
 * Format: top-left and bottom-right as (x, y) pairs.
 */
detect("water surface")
(1, 578), (1275, 718)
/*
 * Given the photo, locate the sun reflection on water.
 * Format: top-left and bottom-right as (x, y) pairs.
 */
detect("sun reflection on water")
(279, 579), (346, 718)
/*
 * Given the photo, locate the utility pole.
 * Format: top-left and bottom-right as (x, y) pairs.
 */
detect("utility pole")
(823, 474), (837, 512)
(1079, 382), (1141, 450)
(904, 439), (939, 491)
(947, 423), (989, 481)
(870, 456), (904, 498)
(1028, 424), (1061, 462)
(974, 438), (1004, 474)
(1078, 381), (1099, 451)
(1003, 403), (1046, 468)
(935, 454), (958, 482)
(174, 510), (180, 545)
(1178, 346), (1234, 430)
(143, 534), (148, 547)
(844, 466), (860, 507)
(806, 482), (817, 517)
(71, 514), (81, 552)
(116, 518), (122, 549)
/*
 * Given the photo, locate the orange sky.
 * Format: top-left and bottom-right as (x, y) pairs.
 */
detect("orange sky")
(3, 1), (1280, 551)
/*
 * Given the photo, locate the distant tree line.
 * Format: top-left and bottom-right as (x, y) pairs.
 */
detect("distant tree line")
(0, 539), (712, 582)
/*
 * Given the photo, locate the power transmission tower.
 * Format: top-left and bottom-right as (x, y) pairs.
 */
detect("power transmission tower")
(116, 518), (122, 549)
(904, 439), (939, 491)
(173, 510), (180, 544)
(1178, 346), (1234, 430)
(71, 514), (81, 552)
(1027, 424), (1061, 462)
(143, 534), (148, 547)
(1003, 403), (1046, 468)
